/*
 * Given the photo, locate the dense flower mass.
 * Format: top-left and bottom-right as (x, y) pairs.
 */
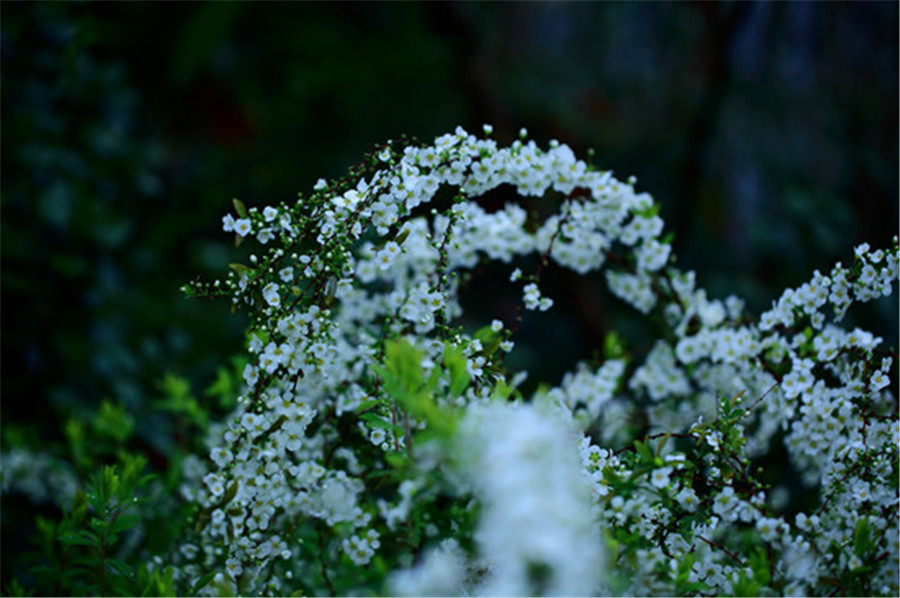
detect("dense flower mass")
(180, 125), (899, 596)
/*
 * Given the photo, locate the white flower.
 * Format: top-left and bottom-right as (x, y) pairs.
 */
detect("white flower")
(262, 282), (281, 307)
(342, 533), (376, 565)
(523, 283), (544, 310)
(225, 557), (243, 579)
(234, 218), (252, 237)
(636, 238), (671, 272)
(650, 466), (673, 489)
(712, 486), (737, 518)
(755, 516), (782, 542)
(676, 487), (699, 512)
(241, 413), (266, 437)
(257, 228), (274, 244)
(370, 428), (387, 446)
(243, 364), (259, 386)
(376, 241), (401, 271)
(210, 447), (233, 467)
(871, 370), (890, 391)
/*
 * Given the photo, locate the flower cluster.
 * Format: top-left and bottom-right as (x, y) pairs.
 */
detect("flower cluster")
(181, 125), (898, 596)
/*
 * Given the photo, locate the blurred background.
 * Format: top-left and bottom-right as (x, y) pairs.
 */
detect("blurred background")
(1, 0), (897, 581)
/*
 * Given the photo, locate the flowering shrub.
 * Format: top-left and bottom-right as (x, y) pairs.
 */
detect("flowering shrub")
(179, 125), (898, 596)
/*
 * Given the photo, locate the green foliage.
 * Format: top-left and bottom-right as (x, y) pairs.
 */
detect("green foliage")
(443, 343), (470, 398)
(65, 399), (135, 471)
(371, 337), (460, 440)
(3, 361), (250, 597)
(27, 462), (148, 596)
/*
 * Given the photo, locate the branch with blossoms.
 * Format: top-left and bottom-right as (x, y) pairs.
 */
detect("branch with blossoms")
(178, 125), (898, 597)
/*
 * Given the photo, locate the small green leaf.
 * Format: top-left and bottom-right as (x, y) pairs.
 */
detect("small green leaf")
(656, 433), (671, 456)
(190, 571), (217, 595)
(211, 481), (239, 511)
(634, 440), (653, 463)
(195, 511), (210, 532)
(359, 413), (395, 430)
(355, 399), (382, 413)
(635, 203), (661, 218)
(385, 452), (409, 469)
(58, 530), (100, 548)
(732, 569), (761, 597)
(110, 513), (140, 535)
(749, 547), (771, 588)
(106, 558), (135, 578)
(225, 517), (235, 544)
(2, 577), (31, 597)
(479, 336), (502, 359)
(444, 344), (470, 397)
(604, 331), (625, 359)
(490, 378), (513, 401)
(264, 414), (288, 436)
(854, 517), (872, 558)
(232, 198), (247, 218)
(474, 325), (497, 345)
(384, 337), (423, 393)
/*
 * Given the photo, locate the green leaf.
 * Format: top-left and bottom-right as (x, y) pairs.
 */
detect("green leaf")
(473, 325), (498, 345)
(232, 198), (248, 219)
(206, 365), (236, 406)
(2, 577), (32, 597)
(394, 227), (410, 246)
(732, 569), (761, 597)
(479, 335), (502, 359)
(222, 481), (239, 505)
(854, 517), (872, 558)
(106, 558), (135, 578)
(264, 414), (288, 436)
(444, 344), (470, 397)
(359, 413), (398, 431)
(383, 337), (423, 395)
(385, 452), (410, 470)
(604, 331), (626, 359)
(674, 552), (694, 589)
(94, 400), (134, 443)
(634, 440), (653, 463)
(355, 399), (382, 413)
(656, 433), (672, 456)
(748, 547), (771, 588)
(58, 530), (100, 548)
(190, 571), (217, 595)
(635, 203), (661, 218)
(110, 513), (141, 535)
(490, 378), (513, 401)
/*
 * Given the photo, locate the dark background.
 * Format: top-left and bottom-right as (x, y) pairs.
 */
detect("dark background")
(1, 0), (897, 579)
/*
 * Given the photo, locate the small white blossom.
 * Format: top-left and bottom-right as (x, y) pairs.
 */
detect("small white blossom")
(262, 282), (281, 307)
